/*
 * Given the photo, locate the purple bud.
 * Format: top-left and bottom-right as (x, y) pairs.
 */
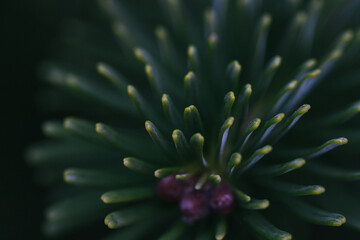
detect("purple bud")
(180, 190), (210, 223)
(156, 175), (183, 202)
(210, 182), (235, 214)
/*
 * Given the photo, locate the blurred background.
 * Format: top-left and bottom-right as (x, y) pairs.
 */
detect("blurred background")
(1, 1), (157, 238)
(1, 1), (98, 238)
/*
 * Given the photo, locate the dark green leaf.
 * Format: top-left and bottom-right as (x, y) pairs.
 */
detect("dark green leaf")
(281, 197), (346, 227)
(104, 203), (161, 229)
(252, 158), (306, 177)
(243, 211), (292, 240)
(101, 187), (155, 204)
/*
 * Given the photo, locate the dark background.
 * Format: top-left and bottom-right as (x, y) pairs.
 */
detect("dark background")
(1, 1), (97, 238)
(3, 1), (48, 238)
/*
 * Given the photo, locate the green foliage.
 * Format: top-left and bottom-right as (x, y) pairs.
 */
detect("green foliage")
(27, 0), (360, 239)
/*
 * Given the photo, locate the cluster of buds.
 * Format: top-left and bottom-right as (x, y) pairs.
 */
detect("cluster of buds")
(157, 175), (235, 223)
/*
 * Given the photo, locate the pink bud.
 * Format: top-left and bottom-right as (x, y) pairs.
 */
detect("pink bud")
(180, 190), (210, 223)
(156, 175), (183, 202)
(209, 182), (235, 214)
